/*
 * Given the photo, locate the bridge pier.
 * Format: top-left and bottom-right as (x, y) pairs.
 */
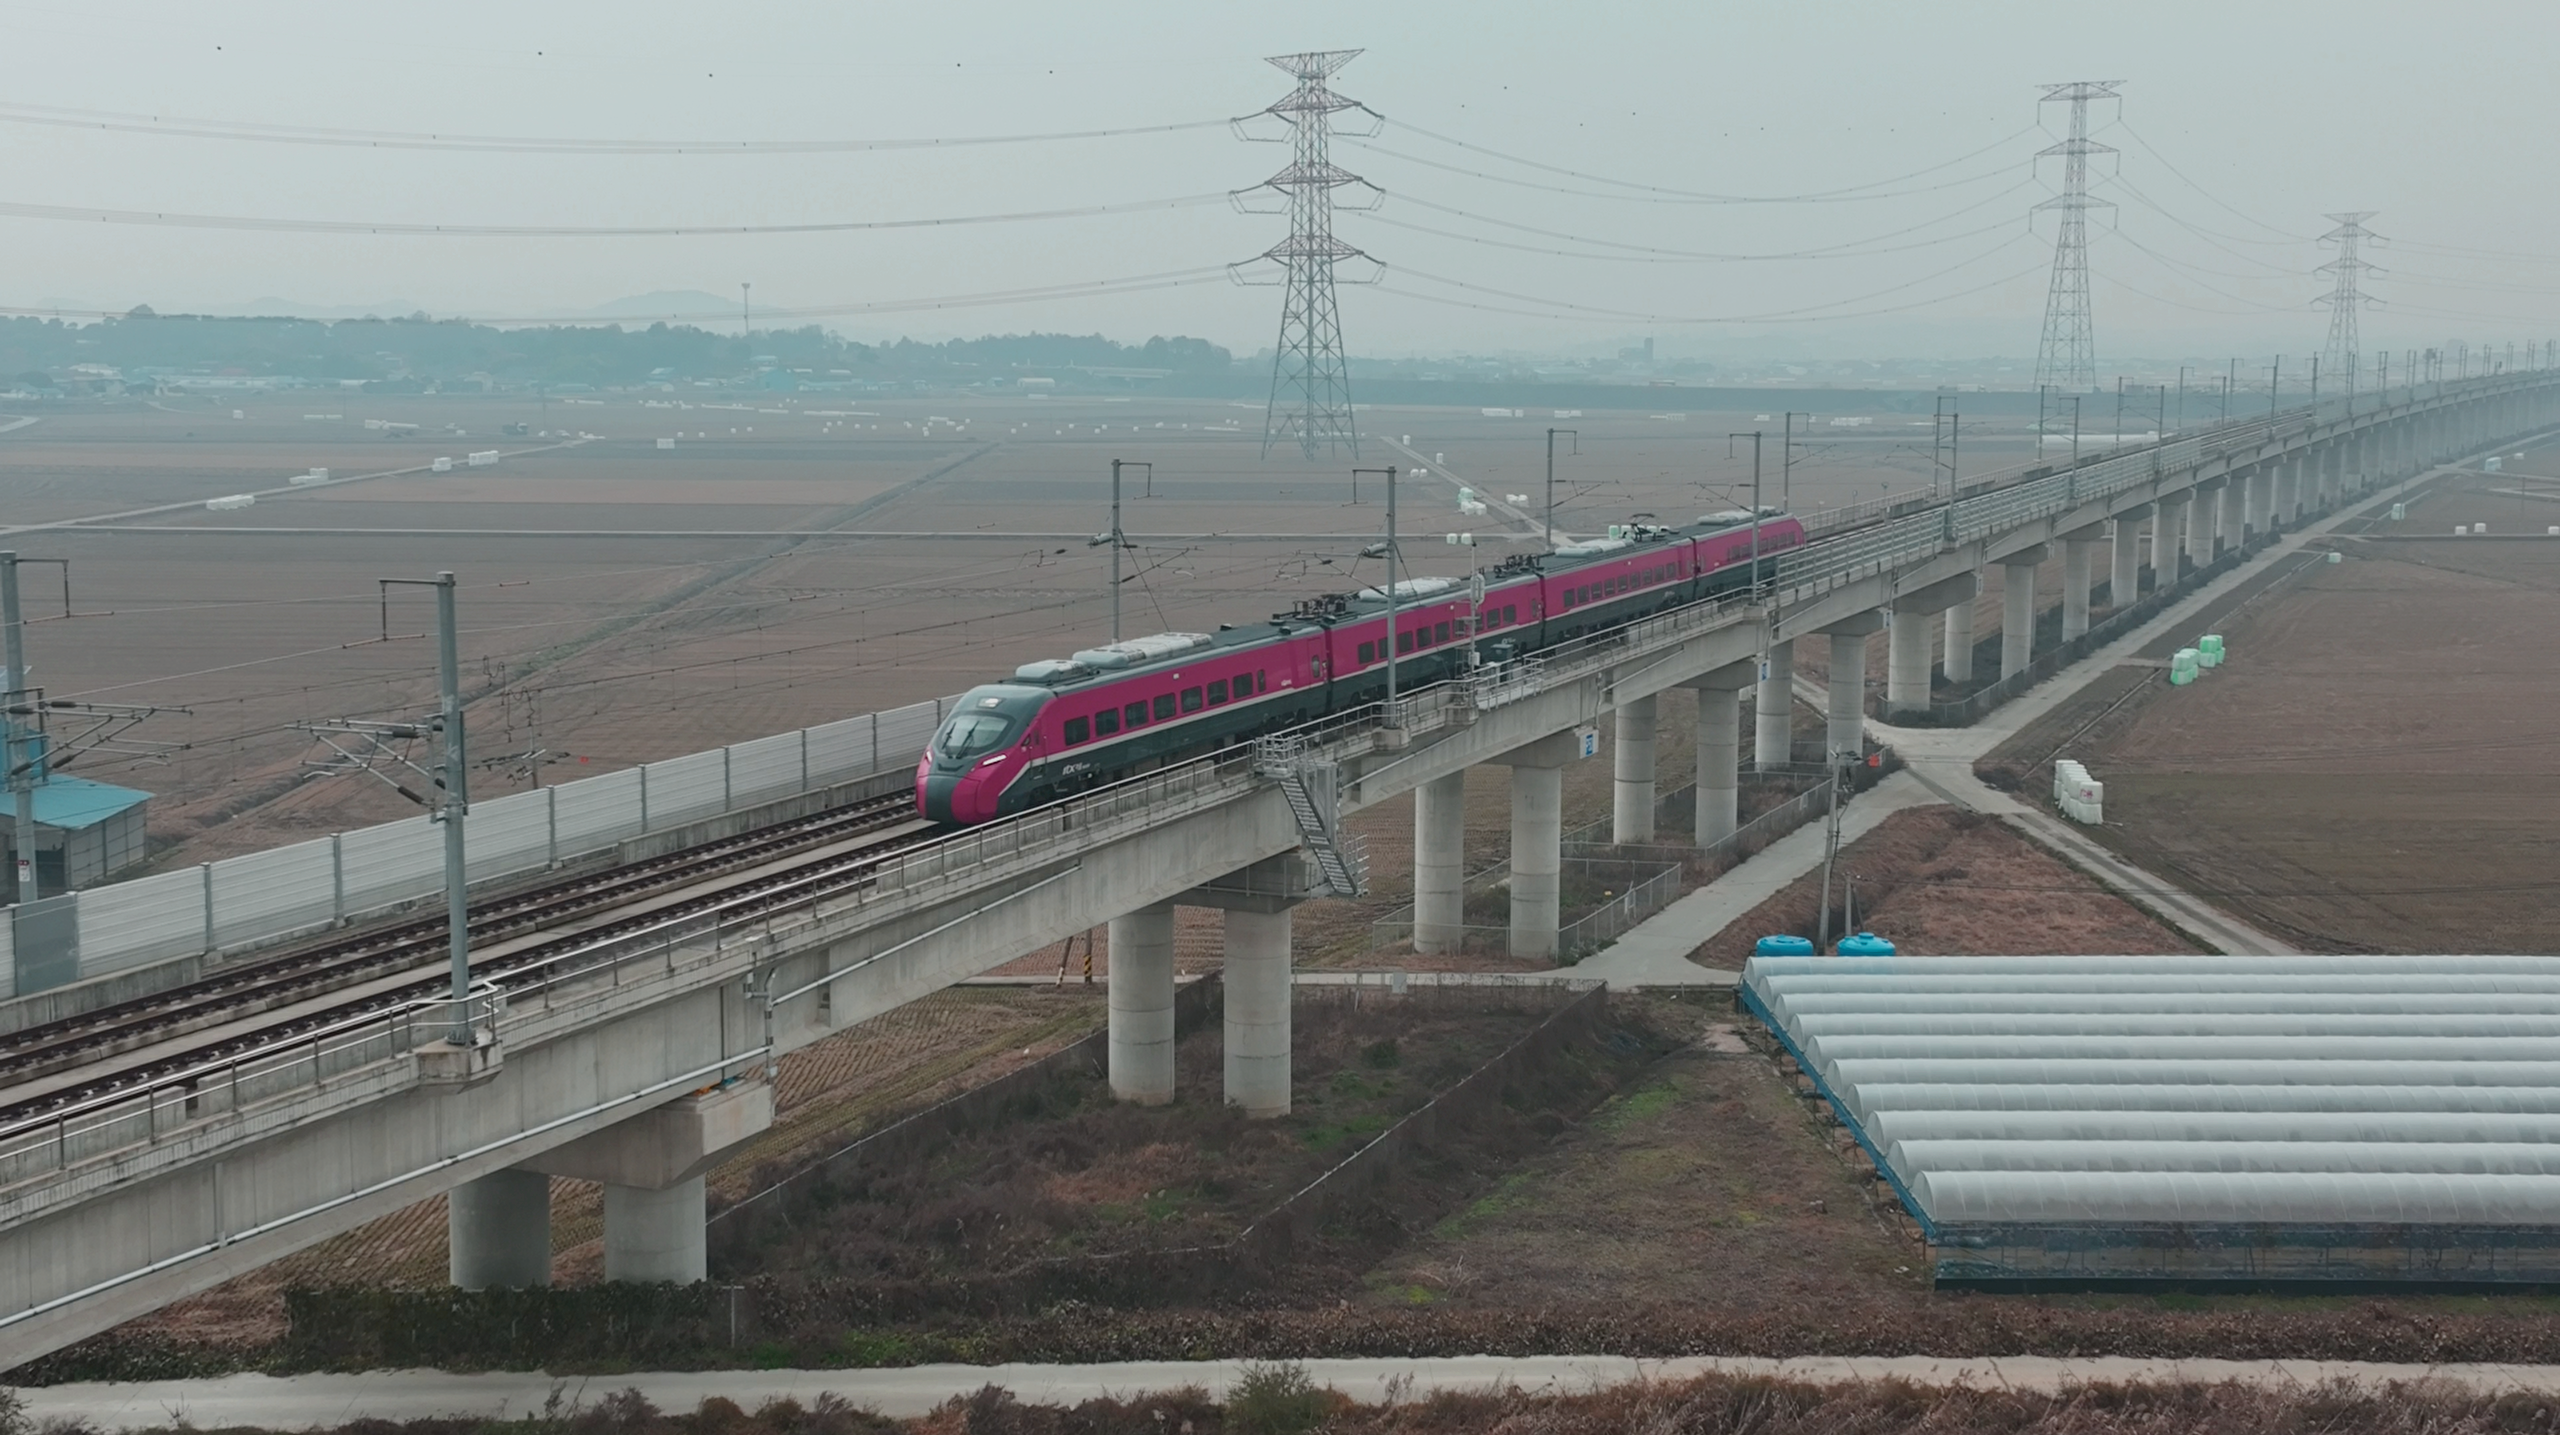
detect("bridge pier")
(1221, 907), (1293, 1116)
(1612, 695), (1657, 844)
(1495, 732), (1577, 959)
(2218, 475), (2246, 557)
(448, 1169), (553, 1290)
(2153, 494), (2187, 584)
(2278, 454), (2303, 524)
(523, 1082), (772, 1285)
(2060, 527), (2103, 641)
(1885, 574), (1974, 720)
(1753, 638), (1795, 769)
(1411, 772), (1466, 954)
(603, 1180), (707, 1283)
(1998, 546), (2044, 679)
(1820, 614), (1882, 755)
(1685, 660), (1755, 846)
(2244, 465), (2271, 540)
(1181, 854), (1310, 1118)
(1942, 583), (1976, 683)
(2182, 480), (2217, 571)
(2320, 443), (2342, 508)
(2109, 508), (2148, 609)
(1107, 903), (1178, 1104)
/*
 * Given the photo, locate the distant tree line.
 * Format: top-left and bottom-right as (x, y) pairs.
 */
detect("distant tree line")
(0, 310), (1233, 388)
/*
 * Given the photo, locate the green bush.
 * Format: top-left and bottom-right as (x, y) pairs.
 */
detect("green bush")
(1226, 1360), (1328, 1435)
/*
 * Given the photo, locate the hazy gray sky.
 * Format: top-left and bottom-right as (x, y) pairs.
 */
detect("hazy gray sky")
(3, 0), (2552, 361)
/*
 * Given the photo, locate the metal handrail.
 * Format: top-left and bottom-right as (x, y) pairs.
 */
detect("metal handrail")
(0, 981), (503, 1172)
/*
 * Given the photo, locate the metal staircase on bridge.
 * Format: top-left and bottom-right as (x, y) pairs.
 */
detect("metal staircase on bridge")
(1253, 734), (1366, 897)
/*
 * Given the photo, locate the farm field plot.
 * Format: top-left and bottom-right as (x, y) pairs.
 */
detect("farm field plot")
(2072, 460), (2560, 953)
(1684, 806), (2203, 969)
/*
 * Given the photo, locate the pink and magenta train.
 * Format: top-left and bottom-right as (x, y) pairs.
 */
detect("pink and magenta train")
(919, 509), (1806, 824)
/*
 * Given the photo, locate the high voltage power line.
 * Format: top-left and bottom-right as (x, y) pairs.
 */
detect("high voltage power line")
(0, 102), (1234, 154)
(0, 192), (1231, 238)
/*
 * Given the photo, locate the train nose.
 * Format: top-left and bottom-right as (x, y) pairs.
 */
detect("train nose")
(920, 770), (963, 823)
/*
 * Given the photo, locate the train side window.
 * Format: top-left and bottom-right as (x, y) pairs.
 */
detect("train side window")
(1063, 716), (1091, 745)
(1358, 640), (1376, 664)
(1435, 620), (1452, 644)
(1207, 679), (1229, 705)
(1126, 700), (1150, 727)
(1397, 630), (1414, 654)
(1155, 693), (1179, 721)
(1504, 604), (1518, 624)
(1180, 687), (1203, 713)
(1095, 707), (1120, 736)
(1255, 670), (1267, 692)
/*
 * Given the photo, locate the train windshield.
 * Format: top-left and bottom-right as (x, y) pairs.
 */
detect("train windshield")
(938, 713), (1017, 760)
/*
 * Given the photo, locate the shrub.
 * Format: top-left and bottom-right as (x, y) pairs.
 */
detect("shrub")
(1227, 1361), (1328, 1435)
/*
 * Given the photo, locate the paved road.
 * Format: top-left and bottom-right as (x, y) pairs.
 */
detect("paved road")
(30, 1354), (2560, 1427)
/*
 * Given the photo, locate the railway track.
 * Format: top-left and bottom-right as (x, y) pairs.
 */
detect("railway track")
(0, 793), (936, 1117)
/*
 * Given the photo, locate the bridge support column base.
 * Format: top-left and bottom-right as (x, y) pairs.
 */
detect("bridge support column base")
(1508, 765), (1562, 961)
(1411, 772), (1466, 955)
(1820, 615), (1883, 756)
(1885, 610), (1933, 719)
(603, 1177), (706, 1284)
(2061, 539), (2096, 642)
(448, 1168), (551, 1290)
(1942, 594), (1975, 685)
(1753, 639), (1794, 769)
(1223, 906), (1293, 1118)
(1493, 730), (1578, 962)
(1108, 903), (1178, 1105)
(1684, 661), (1754, 848)
(1999, 554), (2039, 679)
(1611, 695), (1657, 844)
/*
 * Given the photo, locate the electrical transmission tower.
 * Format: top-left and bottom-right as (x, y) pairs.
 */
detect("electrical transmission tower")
(2316, 212), (2383, 392)
(1233, 50), (1382, 461)
(2031, 81), (2121, 395)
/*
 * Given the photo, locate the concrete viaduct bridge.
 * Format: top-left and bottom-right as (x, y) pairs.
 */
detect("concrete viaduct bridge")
(3, 373), (2554, 1364)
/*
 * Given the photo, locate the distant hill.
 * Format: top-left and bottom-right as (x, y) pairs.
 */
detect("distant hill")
(585, 291), (741, 323)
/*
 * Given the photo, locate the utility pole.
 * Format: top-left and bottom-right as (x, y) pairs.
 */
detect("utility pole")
(1728, 431), (1765, 595)
(369, 574), (474, 1042)
(2031, 80), (2121, 397)
(1102, 460), (1149, 642)
(1817, 743), (1844, 955)
(1543, 426), (1577, 551)
(1, 553), (32, 902)
(2115, 375), (2126, 445)
(2176, 366), (2189, 433)
(1782, 411), (1810, 506)
(2225, 358), (2238, 423)
(2310, 355), (2320, 410)
(1239, 51), (1379, 461)
(1931, 398), (1959, 504)
(740, 282), (751, 342)
(2269, 356), (2283, 423)
(1354, 466), (1401, 713)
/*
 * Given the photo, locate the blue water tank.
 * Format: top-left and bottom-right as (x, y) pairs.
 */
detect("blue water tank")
(1754, 935), (1816, 957)
(1835, 932), (1897, 957)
